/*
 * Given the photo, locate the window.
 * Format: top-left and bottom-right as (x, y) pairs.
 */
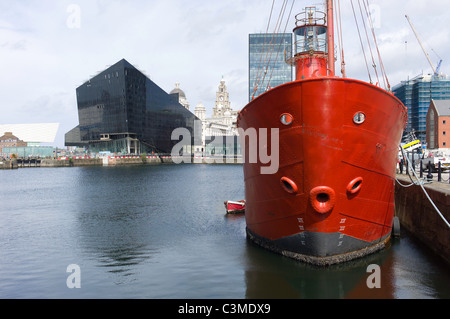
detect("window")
(280, 113), (294, 125)
(353, 112), (366, 124)
(444, 120), (447, 124)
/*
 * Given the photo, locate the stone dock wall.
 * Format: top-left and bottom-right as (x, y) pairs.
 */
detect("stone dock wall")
(395, 175), (450, 265)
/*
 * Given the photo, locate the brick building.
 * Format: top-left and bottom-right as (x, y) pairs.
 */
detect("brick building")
(426, 99), (450, 149)
(0, 132), (27, 154)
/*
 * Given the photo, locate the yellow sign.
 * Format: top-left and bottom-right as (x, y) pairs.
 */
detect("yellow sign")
(402, 140), (421, 151)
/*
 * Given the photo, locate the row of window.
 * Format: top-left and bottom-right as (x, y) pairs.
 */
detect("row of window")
(104, 72), (120, 79)
(0, 139), (19, 143)
(0, 143), (22, 147)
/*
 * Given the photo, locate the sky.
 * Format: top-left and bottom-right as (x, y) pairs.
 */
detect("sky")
(1, 0), (449, 147)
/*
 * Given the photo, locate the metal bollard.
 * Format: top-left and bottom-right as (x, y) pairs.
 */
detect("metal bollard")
(438, 162), (442, 182)
(427, 162), (433, 182)
(420, 160), (423, 178)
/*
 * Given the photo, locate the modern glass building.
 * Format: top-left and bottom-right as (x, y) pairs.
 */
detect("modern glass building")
(65, 59), (199, 154)
(2, 146), (54, 158)
(393, 73), (450, 142)
(249, 33), (293, 102)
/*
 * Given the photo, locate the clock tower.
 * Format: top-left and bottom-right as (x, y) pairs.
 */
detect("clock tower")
(213, 78), (231, 118)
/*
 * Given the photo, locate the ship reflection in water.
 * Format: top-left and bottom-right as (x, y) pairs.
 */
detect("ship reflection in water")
(0, 165), (449, 298)
(244, 235), (395, 299)
(244, 230), (450, 299)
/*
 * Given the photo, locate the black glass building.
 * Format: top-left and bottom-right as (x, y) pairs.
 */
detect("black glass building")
(65, 59), (199, 154)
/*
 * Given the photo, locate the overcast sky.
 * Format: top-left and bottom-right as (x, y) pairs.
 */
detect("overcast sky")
(1, 0), (449, 147)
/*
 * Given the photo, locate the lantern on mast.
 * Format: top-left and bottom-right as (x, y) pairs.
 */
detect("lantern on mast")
(287, 5), (335, 79)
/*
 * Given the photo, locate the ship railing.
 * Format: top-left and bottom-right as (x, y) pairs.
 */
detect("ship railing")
(294, 38), (327, 54)
(286, 38), (328, 65)
(295, 7), (326, 27)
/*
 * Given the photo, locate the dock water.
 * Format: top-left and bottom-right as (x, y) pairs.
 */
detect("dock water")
(3, 157), (449, 266)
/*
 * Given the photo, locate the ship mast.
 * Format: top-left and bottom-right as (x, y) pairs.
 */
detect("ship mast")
(327, 0), (335, 76)
(287, 1), (336, 79)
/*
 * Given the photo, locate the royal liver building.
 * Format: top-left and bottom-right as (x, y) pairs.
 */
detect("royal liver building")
(194, 79), (239, 156)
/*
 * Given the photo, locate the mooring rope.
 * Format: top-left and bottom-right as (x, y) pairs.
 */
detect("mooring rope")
(397, 145), (450, 228)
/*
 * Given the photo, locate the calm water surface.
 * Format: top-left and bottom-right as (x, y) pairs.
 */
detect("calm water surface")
(1, 164), (449, 299)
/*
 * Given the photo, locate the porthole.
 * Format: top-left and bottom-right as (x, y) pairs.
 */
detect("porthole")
(280, 113), (294, 125)
(353, 112), (366, 125)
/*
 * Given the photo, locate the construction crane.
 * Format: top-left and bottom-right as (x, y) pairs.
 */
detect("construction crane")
(432, 49), (443, 74)
(405, 14), (443, 76)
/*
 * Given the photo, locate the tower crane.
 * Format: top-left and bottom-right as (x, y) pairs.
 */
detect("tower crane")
(432, 49), (443, 74)
(405, 14), (443, 76)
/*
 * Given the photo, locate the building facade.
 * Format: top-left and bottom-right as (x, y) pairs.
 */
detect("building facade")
(1, 146), (54, 158)
(0, 132), (27, 156)
(249, 33), (293, 102)
(426, 99), (450, 149)
(194, 79), (240, 156)
(65, 59), (199, 154)
(393, 74), (450, 142)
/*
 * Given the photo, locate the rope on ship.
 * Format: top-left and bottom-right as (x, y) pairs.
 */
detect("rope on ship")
(251, 0), (276, 99)
(350, 0), (390, 91)
(251, 0), (296, 100)
(350, 0), (371, 83)
(266, 0), (296, 88)
(259, 0), (289, 90)
(252, 0), (392, 93)
(397, 145), (450, 228)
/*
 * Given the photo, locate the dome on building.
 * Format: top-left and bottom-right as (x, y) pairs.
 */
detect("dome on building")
(170, 82), (186, 98)
(195, 102), (206, 110)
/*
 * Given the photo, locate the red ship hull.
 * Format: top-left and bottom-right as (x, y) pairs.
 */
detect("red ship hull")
(237, 78), (407, 265)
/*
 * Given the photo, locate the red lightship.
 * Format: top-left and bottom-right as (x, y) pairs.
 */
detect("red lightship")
(237, 2), (407, 265)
